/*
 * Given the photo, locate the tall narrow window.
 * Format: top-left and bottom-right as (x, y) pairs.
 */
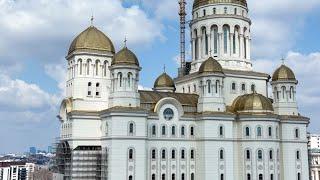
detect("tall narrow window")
(172, 174), (175, 180)
(152, 125), (156, 136)
(244, 34), (247, 59)
(129, 175), (132, 180)
(95, 60), (100, 76)
(221, 174), (224, 180)
(171, 150), (176, 159)
(215, 80), (220, 93)
(129, 122), (134, 135)
(181, 173), (185, 180)
(295, 128), (300, 138)
(194, 30), (198, 59)
(251, 84), (255, 92)
(269, 150), (273, 160)
(234, 8), (237, 15)
(282, 86), (286, 99)
(190, 126), (195, 136)
(191, 173), (194, 180)
(103, 61), (107, 76)
(270, 174), (274, 180)
(257, 127), (262, 137)
(181, 149), (185, 159)
(203, 28), (208, 55)
(88, 82), (92, 96)
(87, 59), (91, 75)
(219, 126), (224, 137)
(152, 174), (155, 180)
(223, 26), (229, 54)
(297, 173), (300, 180)
(242, 83), (246, 92)
(162, 125), (166, 136)
(259, 174), (263, 180)
(79, 59), (83, 75)
(203, 9), (206, 16)
(171, 126), (176, 136)
(246, 150), (251, 160)
(290, 86), (294, 99)
(191, 149), (195, 159)
(232, 83), (236, 91)
(194, 84), (197, 92)
(128, 73), (132, 88)
(233, 33), (236, 54)
(258, 150), (263, 160)
(181, 126), (185, 136)
(213, 8), (216, 14)
(207, 80), (211, 93)
(213, 27), (218, 54)
(162, 174), (165, 180)
(162, 149), (166, 159)
(296, 150), (300, 160)
(224, 7), (227, 14)
(129, 149), (133, 160)
(245, 127), (250, 137)
(96, 83), (100, 96)
(118, 72), (123, 87)
(247, 174), (251, 180)
(220, 149), (224, 160)
(151, 149), (156, 159)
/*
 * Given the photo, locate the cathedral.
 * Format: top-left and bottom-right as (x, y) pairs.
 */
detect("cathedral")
(56, 0), (310, 180)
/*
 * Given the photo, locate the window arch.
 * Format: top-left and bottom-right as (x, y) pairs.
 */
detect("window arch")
(95, 60), (100, 76)
(245, 149), (251, 160)
(181, 149), (186, 159)
(251, 84), (256, 92)
(181, 173), (185, 180)
(86, 59), (91, 75)
(212, 25), (218, 54)
(257, 150), (263, 160)
(151, 125), (157, 136)
(269, 149), (273, 160)
(241, 83), (246, 92)
(128, 72), (133, 88)
(191, 173), (194, 180)
(213, 8), (216, 14)
(220, 174), (224, 180)
(162, 174), (166, 180)
(152, 174), (155, 180)
(129, 175), (132, 180)
(297, 173), (301, 180)
(171, 125), (176, 136)
(161, 149), (166, 159)
(215, 80), (220, 94)
(223, 25), (230, 54)
(96, 83), (100, 96)
(78, 59), (83, 75)
(202, 27), (208, 55)
(172, 174), (175, 180)
(282, 86), (286, 100)
(259, 174), (263, 180)
(296, 150), (300, 160)
(190, 126), (195, 136)
(87, 82), (92, 96)
(190, 149), (195, 160)
(161, 125), (166, 136)
(128, 122), (135, 136)
(295, 128), (300, 139)
(181, 126), (186, 137)
(103, 61), (108, 77)
(203, 9), (206, 16)
(171, 149), (176, 159)
(207, 80), (211, 93)
(117, 72), (123, 87)
(247, 174), (251, 180)
(268, 126), (273, 137)
(231, 82), (236, 91)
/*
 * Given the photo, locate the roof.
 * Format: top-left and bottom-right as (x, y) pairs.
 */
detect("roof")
(111, 47), (139, 66)
(139, 90), (199, 111)
(154, 73), (175, 89)
(199, 57), (224, 74)
(272, 64), (296, 81)
(193, 0), (247, 9)
(232, 92), (274, 113)
(68, 26), (115, 55)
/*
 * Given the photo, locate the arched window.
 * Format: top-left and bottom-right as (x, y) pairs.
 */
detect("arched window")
(117, 72), (123, 87)
(251, 84), (255, 92)
(258, 150), (263, 160)
(274, 87), (279, 100)
(194, 29), (199, 59)
(129, 175), (132, 180)
(194, 84), (197, 92)
(203, 9), (206, 16)
(105, 122), (108, 135)
(191, 149), (195, 159)
(296, 150), (300, 160)
(190, 126), (195, 136)
(223, 25), (229, 54)
(95, 60), (100, 76)
(152, 125), (156, 136)
(220, 174), (224, 180)
(87, 82), (92, 96)
(215, 80), (220, 93)
(191, 173), (194, 180)
(183, 87), (185, 93)
(96, 83), (100, 96)
(207, 80), (211, 93)
(269, 150), (273, 160)
(247, 174), (251, 180)
(128, 122), (135, 135)
(295, 128), (300, 138)
(171, 149), (176, 159)
(188, 86), (191, 93)
(270, 174), (274, 180)
(246, 149), (251, 160)
(103, 61), (108, 77)
(268, 126), (273, 137)
(242, 83), (246, 92)
(297, 173), (301, 180)
(219, 149), (224, 160)
(78, 59), (83, 75)
(161, 149), (166, 159)
(282, 86), (286, 99)
(233, 32), (236, 54)
(87, 59), (91, 75)
(161, 125), (166, 136)
(128, 149), (134, 160)
(151, 149), (156, 159)
(202, 27), (208, 55)
(172, 174), (175, 180)
(224, 7), (227, 14)
(234, 8), (237, 15)
(213, 8), (216, 14)
(128, 72), (133, 88)
(152, 174), (155, 180)
(171, 126), (176, 136)
(181, 149), (185, 159)
(162, 174), (165, 180)
(232, 82), (236, 91)
(181, 126), (185, 136)
(257, 127), (262, 137)
(245, 126), (250, 137)
(259, 174), (263, 180)
(290, 86), (294, 99)
(181, 173), (185, 180)
(219, 126), (224, 137)
(213, 26), (218, 54)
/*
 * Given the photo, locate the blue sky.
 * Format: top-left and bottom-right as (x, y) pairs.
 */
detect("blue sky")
(0, 0), (319, 154)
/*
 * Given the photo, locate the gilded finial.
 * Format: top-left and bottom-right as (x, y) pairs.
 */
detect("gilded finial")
(124, 36), (127, 47)
(163, 64), (166, 73)
(90, 15), (94, 26)
(281, 57), (285, 65)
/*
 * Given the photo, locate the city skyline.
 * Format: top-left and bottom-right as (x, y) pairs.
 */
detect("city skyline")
(0, 0), (320, 154)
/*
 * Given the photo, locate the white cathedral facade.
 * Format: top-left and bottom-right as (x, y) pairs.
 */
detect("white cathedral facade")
(56, 0), (310, 180)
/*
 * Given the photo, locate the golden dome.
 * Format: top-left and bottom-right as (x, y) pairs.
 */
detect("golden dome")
(232, 92), (274, 113)
(199, 57), (224, 74)
(272, 64), (296, 81)
(154, 73), (175, 89)
(68, 26), (115, 55)
(193, 0), (247, 9)
(112, 47), (139, 66)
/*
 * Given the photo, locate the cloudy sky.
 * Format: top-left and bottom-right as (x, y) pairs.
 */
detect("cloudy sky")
(0, 0), (319, 154)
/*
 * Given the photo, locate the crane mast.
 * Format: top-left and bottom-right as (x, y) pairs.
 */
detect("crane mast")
(179, 0), (187, 77)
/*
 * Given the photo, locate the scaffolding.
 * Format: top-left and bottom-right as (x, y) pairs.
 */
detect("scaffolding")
(178, 0), (187, 77)
(53, 139), (107, 180)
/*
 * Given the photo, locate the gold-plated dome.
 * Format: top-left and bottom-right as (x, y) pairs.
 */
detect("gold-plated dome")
(272, 64), (296, 81)
(112, 47), (139, 66)
(154, 73), (175, 89)
(199, 57), (224, 74)
(193, 0), (247, 9)
(68, 26), (115, 55)
(232, 92), (274, 113)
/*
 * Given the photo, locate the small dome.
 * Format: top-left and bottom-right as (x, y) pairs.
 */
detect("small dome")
(193, 0), (247, 9)
(272, 64), (296, 81)
(154, 73), (175, 89)
(232, 92), (274, 113)
(68, 26), (115, 55)
(112, 47), (139, 66)
(199, 57), (224, 74)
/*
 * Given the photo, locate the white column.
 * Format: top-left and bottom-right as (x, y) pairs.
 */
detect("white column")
(192, 38), (196, 60)
(197, 35), (202, 60)
(208, 34), (212, 57)
(230, 33), (234, 57)
(247, 37), (251, 60)
(219, 33), (223, 57)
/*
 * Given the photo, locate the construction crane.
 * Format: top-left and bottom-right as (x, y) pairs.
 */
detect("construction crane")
(179, 0), (187, 77)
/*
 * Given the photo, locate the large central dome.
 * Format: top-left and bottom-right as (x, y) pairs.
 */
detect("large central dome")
(193, 0), (247, 9)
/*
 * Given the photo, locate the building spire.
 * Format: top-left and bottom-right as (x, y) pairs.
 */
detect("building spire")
(163, 64), (166, 73)
(281, 57), (285, 65)
(124, 36), (127, 48)
(90, 15), (94, 26)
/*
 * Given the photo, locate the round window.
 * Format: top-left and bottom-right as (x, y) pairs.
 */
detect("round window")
(163, 108), (174, 120)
